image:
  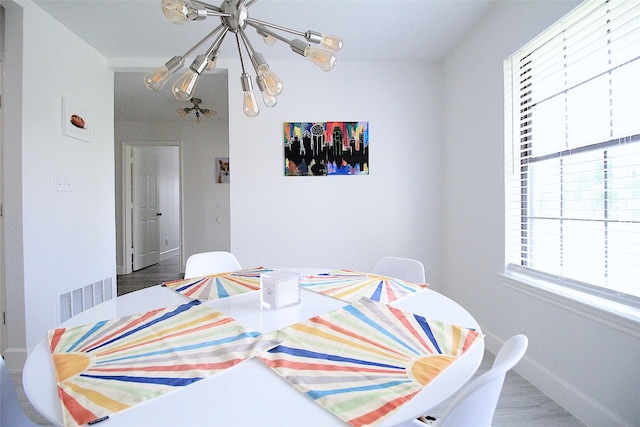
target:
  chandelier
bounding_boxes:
[144,0,343,117]
[177,97,216,122]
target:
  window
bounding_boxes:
[504,0,640,307]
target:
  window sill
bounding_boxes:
[499,271,640,338]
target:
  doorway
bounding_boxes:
[122,142,182,275]
[114,70,230,280]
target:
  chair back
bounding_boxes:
[370,256,426,283]
[434,334,529,427]
[1,357,40,426]
[184,251,242,279]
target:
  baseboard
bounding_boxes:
[483,330,632,427]
[117,249,179,274]
[160,248,179,261]
[3,347,28,372]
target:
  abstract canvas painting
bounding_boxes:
[284,122,369,176]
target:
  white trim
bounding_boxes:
[160,247,180,261]
[499,272,640,338]
[2,347,27,371]
[121,141,184,275]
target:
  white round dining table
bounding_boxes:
[23,268,484,427]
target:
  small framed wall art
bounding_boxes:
[62,97,92,142]
[216,157,230,183]
[284,121,369,176]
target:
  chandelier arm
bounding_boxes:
[205,10,232,18]
[245,18,305,38]
[235,32,248,74]
[238,28,260,72]
[204,27,229,60]
[246,22,294,46]
[181,24,225,59]
[244,0,258,8]
[192,0,223,13]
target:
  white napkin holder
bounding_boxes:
[261,270,301,310]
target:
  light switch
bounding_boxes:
[55,175,72,192]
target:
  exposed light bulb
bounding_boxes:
[241,73,259,117]
[206,56,217,71]
[257,64,283,97]
[262,32,277,46]
[256,76,277,107]
[144,65,173,91]
[261,91,277,108]
[243,91,260,116]
[172,69,200,101]
[306,46,337,71]
[177,108,189,117]
[144,56,184,91]
[305,31,343,53]
[319,34,343,52]
[161,0,201,24]
[172,55,206,101]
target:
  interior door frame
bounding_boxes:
[122,140,184,275]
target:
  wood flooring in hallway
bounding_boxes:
[116,254,183,296]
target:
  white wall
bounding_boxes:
[228,60,444,281]
[440,1,639,426]
[115,115,230,272]
[2,0,115,362]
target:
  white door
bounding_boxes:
[132,147,161,271]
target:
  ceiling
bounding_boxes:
[34,0,495,122]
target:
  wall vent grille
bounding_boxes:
[57,277,115,324]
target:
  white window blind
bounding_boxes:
[504,0,640,307]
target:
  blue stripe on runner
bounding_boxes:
[67,320,109,352]
[413,315,441,353]
[215,278,230,298]
[84,301,201,353]
[307,380,413,399]
[79,374,202,387]
[343,304,417,354]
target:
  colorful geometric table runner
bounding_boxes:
[162,267,273,301]
[301,269,428,304]
[48,300,281,427]
[259,298,482,427]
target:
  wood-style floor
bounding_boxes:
[14,256,585,426]
[116,254,183,296]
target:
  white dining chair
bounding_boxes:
[1,357,40,427]
[408,334,529,427]
[184,251,242,279]
[370,256,426,283]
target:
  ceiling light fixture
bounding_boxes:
[144,0,342,117]
[177,97,216,122]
